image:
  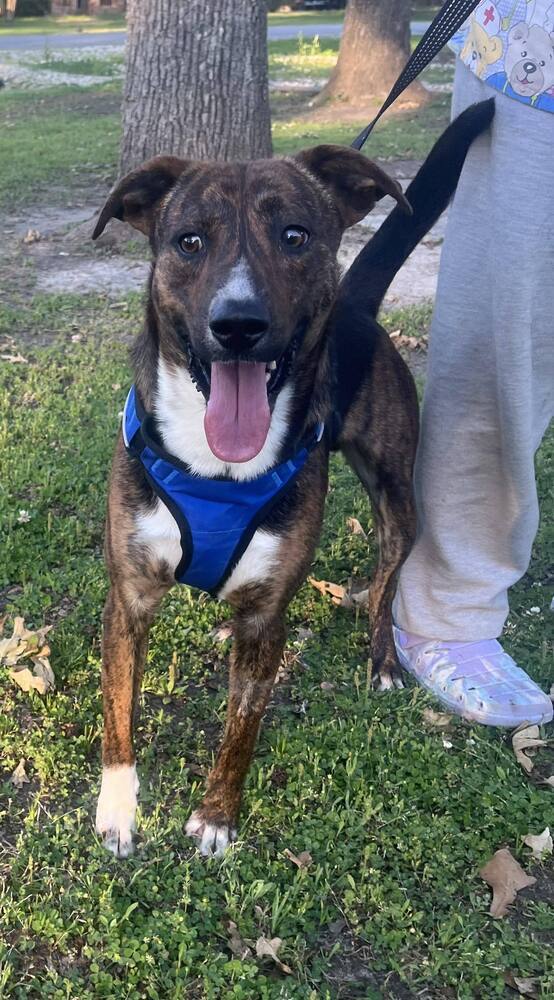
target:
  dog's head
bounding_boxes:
[93,147,409,462]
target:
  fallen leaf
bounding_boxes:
[32,658,55,690]
[320,681,335,692]
[422,707,453,729]
[511,724,547,774]
[480,848,536,918]
[522,827,552,860]
[389,331,428,352]
[503,971,539,997]
[211,621,234,643]
[295,627,314,643]
[442,738,453,750]
[283,848,312,869]
[542,775,554,789]
[227,920,252,960]
[11,759,30,789]
[9,666,48,695]
[340,580,369,610]
[255,935,292,974]
[23,228,41,244]
[346,516,367,539]
[308,577,345,604]
[0,618,55,695]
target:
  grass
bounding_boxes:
[0,85,120,208]
[20,52,124,77]
[0,13,126,35]
[0,78,451,209]
[0,293,552,998]
[273,94,451,159]
[269,36,339,80]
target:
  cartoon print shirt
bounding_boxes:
[449,0,554,112]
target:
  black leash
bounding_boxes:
[351,0,481,150]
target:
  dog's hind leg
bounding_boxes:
[186,606,287,856]
[339,331,418,689]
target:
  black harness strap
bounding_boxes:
[351,0,482,151]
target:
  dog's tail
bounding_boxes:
[341,98,495,316]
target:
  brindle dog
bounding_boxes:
[92,100,494,858]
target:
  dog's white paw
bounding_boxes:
[186,810,237,858]
[95,764,139,859]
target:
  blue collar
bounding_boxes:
[123,385,324,595]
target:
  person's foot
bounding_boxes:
[393,627,553,727]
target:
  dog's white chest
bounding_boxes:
[134,502,280,596]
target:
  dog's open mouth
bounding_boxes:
[185,336,299,464]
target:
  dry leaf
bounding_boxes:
[11,759,30,789]
[389,331,428,352]
[503,971,539,997]
[283,848,312,869]
[523,827,552,860]
[480,848,536,918]
[308,577,345,605]
[320,681,335,692]
[340,580,369,610]
[227,920,252,960]
[255,936,292,974]
[346,516,367,539]
[511,723,547,774]
[295,627,314,642]
[422,707,453,729]
[542,775,554,788]
[1,618,55,695]
[211,621,234,643]
[0,351,29,363]
[23,228,41,244]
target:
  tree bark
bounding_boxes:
[120,0,272,174]
[316,0,425,107]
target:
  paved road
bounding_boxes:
[0,20,431,52]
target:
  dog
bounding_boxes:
[91,99,495,859]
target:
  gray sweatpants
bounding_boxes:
[394,61,554,641]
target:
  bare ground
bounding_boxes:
[0,156,444,317]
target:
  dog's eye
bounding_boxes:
[521,50,527,57]
[539,59,545,66]
[179,233,203,255]
[281,226,310,250]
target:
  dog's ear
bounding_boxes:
[92,155,188,240]
[296,144,411,228]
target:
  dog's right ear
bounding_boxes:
[92,155,188,240]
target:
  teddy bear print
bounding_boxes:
[504,20,554,95]
[461,18,504,77]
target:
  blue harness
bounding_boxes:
[123,385,324,595]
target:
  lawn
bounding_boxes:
[0,15,551,995]
[0,294,552,998]
[0,78,451,209]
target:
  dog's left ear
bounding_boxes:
[296,144,412,228]
[92,155,188,240]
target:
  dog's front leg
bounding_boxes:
[95,584,152,858]
[186,610,287,857]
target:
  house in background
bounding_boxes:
[50,0,126,14]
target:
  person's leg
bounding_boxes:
[393,62,553,725]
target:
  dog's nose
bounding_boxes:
[209,298,270,353]
[523,61,536,74]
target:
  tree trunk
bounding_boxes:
[120,0,272,174]
[316,0,425,107]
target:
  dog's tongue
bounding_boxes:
[204,361,270,462]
